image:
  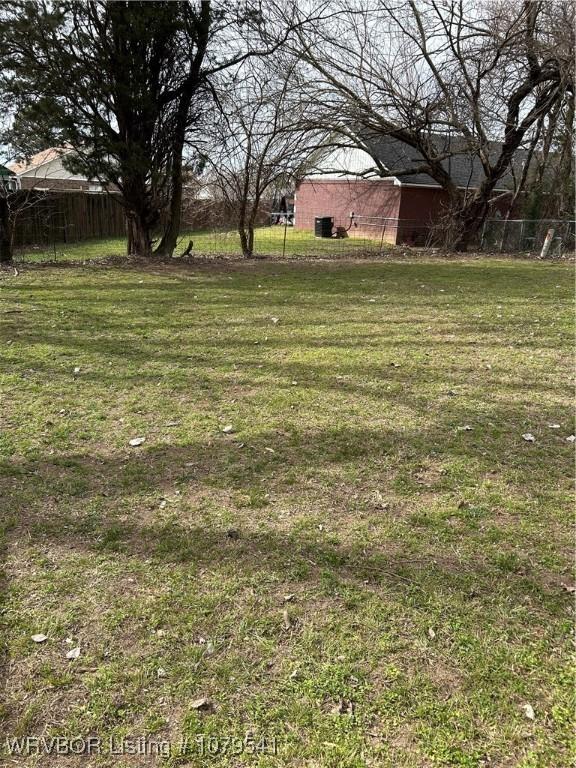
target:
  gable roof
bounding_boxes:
[362,133,523,190]
[8,147,71,176]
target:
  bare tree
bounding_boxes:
[0,167,23,263]
[0,1,320,258]
[290,0,574,251]
[0,193,12,263]
[521,90,575,220]
[0,180,74,263]
[201,58,327,257]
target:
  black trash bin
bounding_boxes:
[314,216,333,238]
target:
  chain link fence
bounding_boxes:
[7,208,575,263]
[480,219,575,257]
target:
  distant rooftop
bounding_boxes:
[362,133,523,190]
[8,147,70,175]
[310,132,526,191]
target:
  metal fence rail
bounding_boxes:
[9,212,575,262]
[265,213,433,256]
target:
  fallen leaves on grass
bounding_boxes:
[66,647,81,660]
[31,634,47,643]
[521,703,535,720]
[372,490,389,510]
[330,698,355,716]
[190,698,214,713]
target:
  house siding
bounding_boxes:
[14,155,113,193]
[18,177,93,192]
[294,178,401,242]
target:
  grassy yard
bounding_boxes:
[0,256,573,767]
[14,226,384,263]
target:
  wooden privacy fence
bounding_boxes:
[11,190,272,248]
[12,191,126,246]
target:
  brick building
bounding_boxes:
[295,136,517,245]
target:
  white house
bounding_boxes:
[8,148,105,192]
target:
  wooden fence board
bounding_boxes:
[11,191,126,246]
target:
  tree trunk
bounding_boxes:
[155,2,212,256]
[243,196,261,258]
[155,142,184,257]
[246,208,258,257]
[238,196,253,257]
[0,198,13,263]
[155,4,211,257]
[126,212,153,257]
[239,226,252,258]
[450,199,490,252]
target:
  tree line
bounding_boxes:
[0,0,573,261]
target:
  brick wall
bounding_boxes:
[397,186,449,244]
[296,178,516,247]
[294,178,401,242]
[397,185,514,245]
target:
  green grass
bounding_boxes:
[0,256,573,767]
[14,225,384,262]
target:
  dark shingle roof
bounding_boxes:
[363,133,523,190]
